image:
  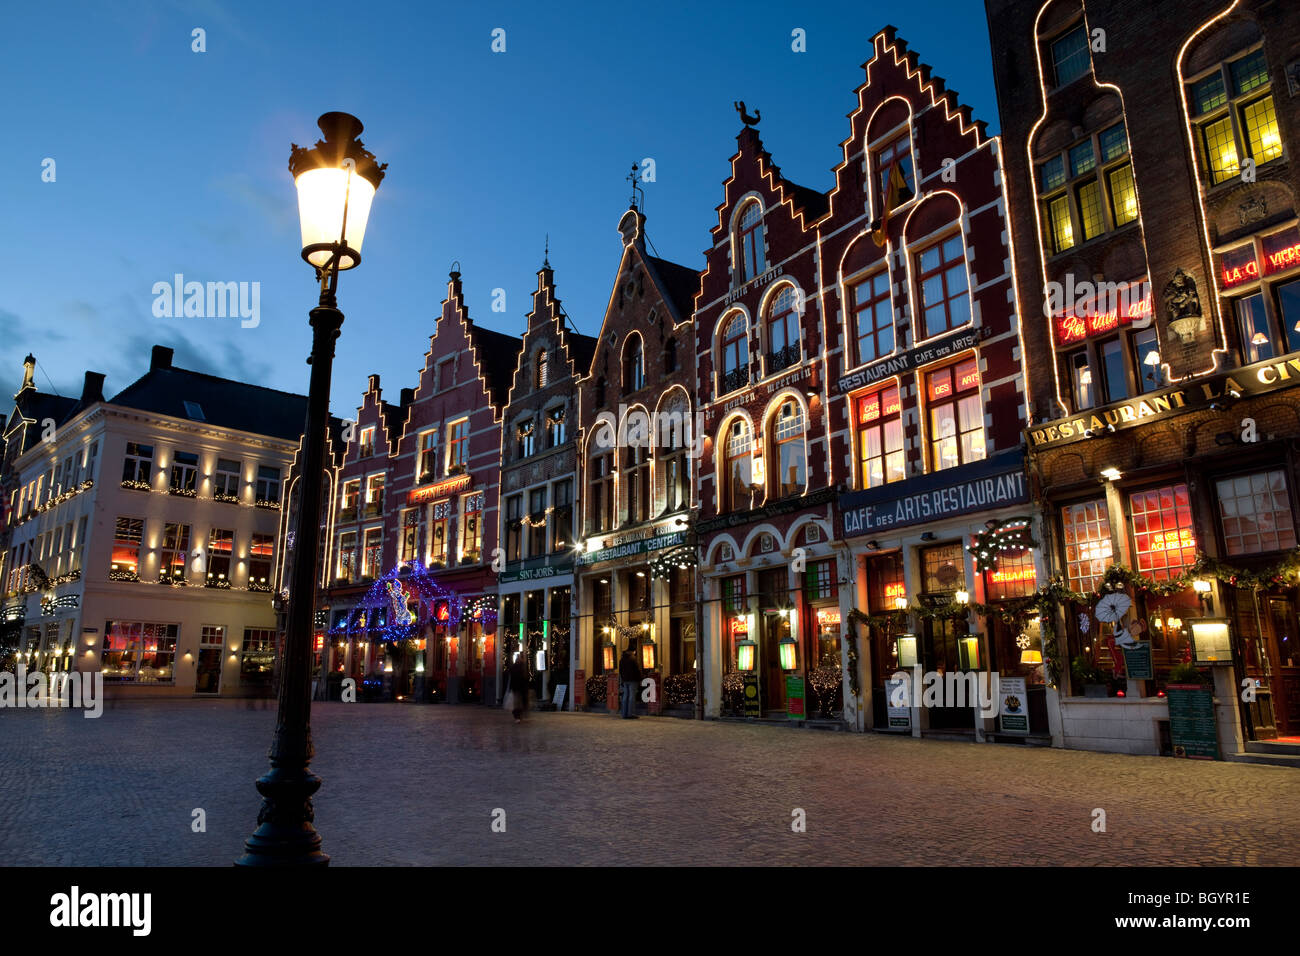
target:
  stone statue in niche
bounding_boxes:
[1162,268,1204,344]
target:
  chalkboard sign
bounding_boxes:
[1122,643,1153,680]
[743,674,761,718]
[1167,684,1219,760]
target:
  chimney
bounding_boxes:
[367,374,381,393]
[20,354,36,392]
[399,387,414,406]
[81,371,105,404]
[151,345,174,370]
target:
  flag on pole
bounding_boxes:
[871,160,912,247]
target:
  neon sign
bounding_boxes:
[1149,528,1195,551]
[409,474,470,504]
[884,582,906,601]
[816,609,841,627]
[1054,290,1153,345]
[989,567,1036,584]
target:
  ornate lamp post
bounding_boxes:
[237,112,386,867]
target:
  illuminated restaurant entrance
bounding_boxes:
[919,543,974,730]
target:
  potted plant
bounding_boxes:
[1167,661,1210,686]
[1071,655,1109,697]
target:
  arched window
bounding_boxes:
[719,313,749,394]
[623,336,644,393]
[588,427,616,534]
[766,286,801,374]
[624,443,651,525]
[722,419,754,513]
[534,350,549,389]
[735,201,766,283]
[657,396,692,514]
[770,400,807,499]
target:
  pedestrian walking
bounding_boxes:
[507,652,530,723]
[618,642,641,719]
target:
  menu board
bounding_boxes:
[1122,643,1153,680]
[743,674,761,718]
[885,675,912,731]
[998,676,1029,734]
[786,676,805,721]
[1167,684,1219,760]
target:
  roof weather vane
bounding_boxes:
[544,233,550,269]
[627,163,645,211]
[734,101,761,126]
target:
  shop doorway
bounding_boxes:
[762,610,789,713]
[921,616,975,729]
[195,626,224,694]
[1267,596,1299,736]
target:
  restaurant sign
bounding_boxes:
[499,558,575,584]
[1028,351,1300,450]
[836,325,988,395]
[697,485,836,535]
[838,449,1028,538]
[577,523,687,566]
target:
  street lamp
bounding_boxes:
[237,112,385,868]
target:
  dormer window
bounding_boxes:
[735,200,766,283]
[359,427,375,459]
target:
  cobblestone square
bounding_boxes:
[1,701,1296,866]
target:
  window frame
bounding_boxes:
[1187,47,1283,189]
[1036,121,1135,257]
[924,356,984,472]
[856,383,905,490]
[735,200,766,284]
[914,232,972,340]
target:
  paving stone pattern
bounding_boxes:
[1,701,1296,866]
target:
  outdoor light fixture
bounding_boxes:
[1100,467,1122,481]
[602,635,616,671]
[920,531,936,541]
[239,112,385,870]
[954,589,970,605]
[736,638,757,672]
[640,632,657,670]
[867,540,881,550]
[778,634,798,671]
[1193,578,1212,593]
[1020,649,1042,665]
[893,596,909,611]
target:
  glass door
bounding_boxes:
[1268,597,1299,737]
[195,625,224,694]
[922,616,974,729]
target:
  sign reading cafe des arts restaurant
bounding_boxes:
[839,449,1030,537]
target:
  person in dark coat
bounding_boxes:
[618,642,642,719]
[507,652,530,723]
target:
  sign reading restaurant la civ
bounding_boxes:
[1028,350,1300,450]
[836,325,989,395]
[839,449,1029,536]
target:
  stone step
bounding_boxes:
[1224,751,1300,768]
[1245,739,1300,756]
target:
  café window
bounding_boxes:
[1187,48,1282,187]
[240,628,277,688]
[207,528,233,587]
[400,509,420,563]
[920,543,966,595]
[1061,499,1113,592]
[1216,470,1297,556]
[1051,23,1090,87]
[249,533,274,590]
[111,516,144,578]
[159,522,190,584]
[101,621,178,684]
[983,549,1038,601]
[735,200,766,284]
[770,399,807,499]
[915,233,970,338]
[719,312,750,394]
[851,269,894,366]
[428,500,450,564]
[857,383,904,489]
[1128,484,1197,580]
[1069,349,1094,410]
[1132,327,1163,393]
[1037,121,1136,255]
[925,357,984,472]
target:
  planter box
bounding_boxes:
[1083,684,1109,698]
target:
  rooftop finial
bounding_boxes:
[734,101,761,127]
[544,234,550,270]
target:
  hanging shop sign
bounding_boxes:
[499,558,575,584]
[836,325,988,394]
[998,676,1029,734]
[839,449,1028,537]
[1167,685,1219,760]
[1028,351,1300,450]
[697,485,836,535]
[786,676,805,721]
[408,474,471,505]
[577,524,687,566]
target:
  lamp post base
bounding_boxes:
[235,765,330,866]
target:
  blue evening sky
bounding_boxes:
[3,0,999,415]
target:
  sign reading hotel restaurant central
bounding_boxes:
[1028,351,1300,450]
[835,325,989,395]
[838,449,1028,537]
[577,521,687,565]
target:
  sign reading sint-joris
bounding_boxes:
[1028,352,1300,450]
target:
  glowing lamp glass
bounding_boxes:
[1192,578,1212,594]
[640,638,656,670]
[736,639,757,672]
[778,635,798,671]
[602,640,616,671]
[294,167,376,270]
